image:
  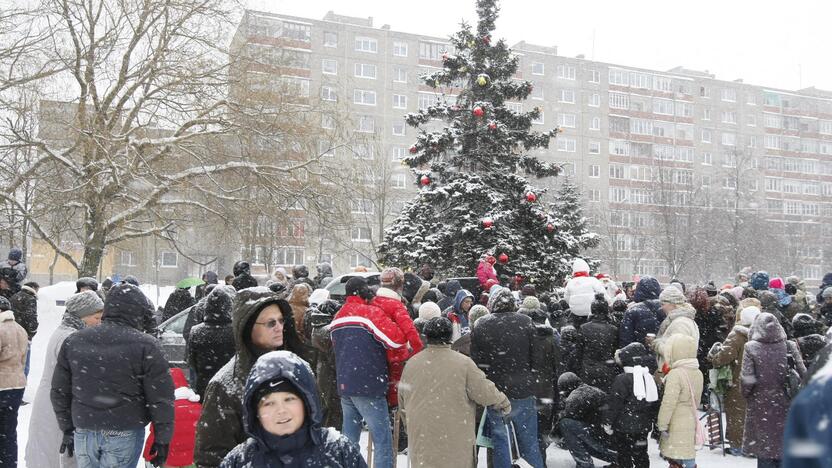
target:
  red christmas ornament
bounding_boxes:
[483,35,491,45]
[546,223,555,233]
[482,217,494,229]
[473,106,484,117]
[514,274,523,283]
[525,192,537,202]
[498,253,509,264]
[488,122,497,130]
[409,145,418,154]
[419,175,431,186]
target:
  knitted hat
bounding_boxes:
[469,305,489,328]
[423,317,453,345]
[0,296,9,311]
[659,286,687,305]
[491,288,516,313]
[75,276,99,293]
[769,277,785,290]
[823,287,832,300]
[740,306,761,326]
[345,276,372,301]
[521,296,541,311]
[253,378,304,406]
[590,293,610,317]
[65,291,104,318]
[418,302,441,320]
[7,248,21,263]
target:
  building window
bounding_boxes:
[609,140,629,156]
[675,102,693,117]
[355,36,378,53]
[609,92,629,109]
[819,120,832,134]
[557,138,576,152]
[321,114,335,129]
[356,115,375,133]
[354,63,377,79]
[392,121,406,136]
[530,86,543,100]
[531,62,545,75]
[701,129,711,143]
[702,152,712,165]
[589,70,601,83]
[589,93,600,107]
[559,89,575,103]
[352,143,373,159]
[323,31,337,47]
[120,251,136,267]
[320,86,337,102]
[653,98,673,115]
[353,89,377,106]
[391,146,407,161]
[721,111,737,124]
[393,41,408,57]
[393,67,407,83]
[558,113,576,128]
[702,109,711,120]
[609,164,625,179]
[589,189,601,202]
[418,93,440,110]
[700,86,710,98]
[589,165,600,178]
[391,173,407,189]
[721,132,736,146]
[350,252,373,269]
[392,94,407,109]
[721,88,737,102]
[351,227,372,242]
[418,41,449,60]
[746,93,757,105]
[557,64,576,80]
[282,22,311,42]
[532,112,544,125]
[273,247,304,266]
[701,175,711,186]
[589,141,601,154]
[351,199,375,214]
[161,251,178,268]
[322,59,337,75]
[590,117,601,131]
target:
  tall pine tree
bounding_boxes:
[378,0,598,289]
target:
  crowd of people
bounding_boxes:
[0,247,830,467]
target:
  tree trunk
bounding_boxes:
[48,248,59,285]
[79,228,107,278]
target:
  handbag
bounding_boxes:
[784,341,802,400]
[476,410,493,448]
[679,369,705,450]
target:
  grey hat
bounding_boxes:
[0,296,9,311]
[66,290,104,318]
[823,287,832,300]
[659,286,687,305]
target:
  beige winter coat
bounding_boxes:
[654,304,700,368]
[399,345,509,468]
[0,311,28,390]
[657,334,704,461]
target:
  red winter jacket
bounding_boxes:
[372,290,423,406]
[143,369,201,467]
[477,261,498,290]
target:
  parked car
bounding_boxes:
[445,277,482,298]
[324,272,380,302]
[157,309,188,367]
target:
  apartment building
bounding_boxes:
[231,9,832,283]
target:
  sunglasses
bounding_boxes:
[255,318,285,329]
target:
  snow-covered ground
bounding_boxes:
[18,282,755,467]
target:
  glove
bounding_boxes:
[148,442,169,467]
[602,424,613,435]
[495,399,512,416]
[59,431,74,457]
[707,342,722,359]
[660,430,670,441]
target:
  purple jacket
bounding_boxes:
[741,313,806,459]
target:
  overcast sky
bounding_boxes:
[246,0,830,92]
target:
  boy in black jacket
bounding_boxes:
[605,342,660,468]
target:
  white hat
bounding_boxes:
[740,306,761,326]
[418,302,441,320]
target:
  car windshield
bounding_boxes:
[162,310,189,334]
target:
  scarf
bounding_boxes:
[771,288,792,307]
[61,312,86,331]
[672,358,700,370]
[624,366,659,402]
[573,271,589,278]
[257,422,312,467]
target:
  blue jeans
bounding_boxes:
[675,460,697,468]
[341,395,393,468]
[23,343,30,377]
[74,428,144,468]
[0,389,23,466]
[558,417,617,468]
[487,397,545,468]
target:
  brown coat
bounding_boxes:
[708,325,749,448]
[399,345,509,468]
[0,311,28,390]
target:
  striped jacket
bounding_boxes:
[331,296,409,398]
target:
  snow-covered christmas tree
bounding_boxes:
[378,0,598,289]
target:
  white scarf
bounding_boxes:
[624,365,659,402]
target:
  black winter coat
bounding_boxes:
[604,344,660,434]
[471,310,535,400]
[219,351,366,468]
[164,288,195,322]
[10,285,37,340]
[579,317,619,393]
[183,300,208,343]
[560,383,608,432]
[619,300,664,348]
[559,315,589,376]
[796,334,827,368]
[187,287,235,397]
[50,283,174,442]
[530,323,559,402]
